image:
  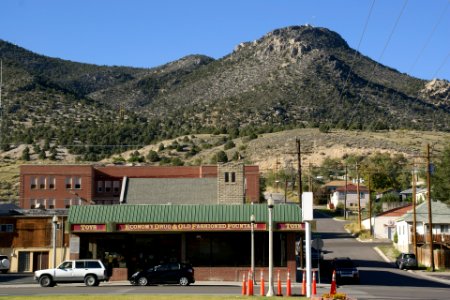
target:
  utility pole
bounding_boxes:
[426,144,435,272]
[412,164,417,257]
[344,164,348,219]
[356,163,361,229]
[296,138,302,205]
[368,175,372,236]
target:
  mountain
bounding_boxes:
[0,25,449,160]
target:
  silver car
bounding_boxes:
[395,253,418,270]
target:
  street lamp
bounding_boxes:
[52,215,58,268]
[266,196,274,297]
[250,214,255,285]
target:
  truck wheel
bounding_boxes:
[39,275,53,287]
[84,275,98,287]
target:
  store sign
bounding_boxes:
[71,224,106,232]
[277,223,305,231]
[117,223,267,232]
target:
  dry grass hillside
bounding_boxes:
[1,128,448,203]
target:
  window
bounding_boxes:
[30,177,37,189]
[48,177,55,189]
[39,177,46,189]
[48,198,55,209]
[64,198,71,208]
[225,172,229,183]
[0,224,14,232]
[30,199,36,209]
[97,181,103,193]
[74,177,81,189]
[65,177,72,189]
[105,181,111,192]
[442,225,449,233]
[75,261,85,268]
[86,261,101,268]
[113,181,120,193]
[231,172,236,183]
[37,199,45,208]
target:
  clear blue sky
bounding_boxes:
[1,0,449,81]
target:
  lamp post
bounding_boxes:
[266,196,274,297]
[52,215,58,268]
[250,214,256,285]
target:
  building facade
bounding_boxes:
[0,206,69,273]
[329,183,369,210]
[19,163,260,208]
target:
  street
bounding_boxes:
[314,210,450,299]
[0,209,449,299]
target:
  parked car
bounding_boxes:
[0,255,10,274]
[395,253,418,270]
[130,262,195,286]
[331,257,360,284]
[34,259,108,287]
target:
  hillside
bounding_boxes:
[2,128,448,203]
[0,25,449,163]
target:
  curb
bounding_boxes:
[373,246,393,263]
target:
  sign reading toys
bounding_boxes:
[71,224,106,232]
[116,223,268,232]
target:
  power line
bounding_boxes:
[338,0,376,106]
[347,0,409,126]
[432,51,450,79]
[408,0,449,75]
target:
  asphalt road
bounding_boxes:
[313,210,450,300]
[1,209,449,299]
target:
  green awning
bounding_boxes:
[68,204,302,224]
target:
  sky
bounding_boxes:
[1,0,449,81]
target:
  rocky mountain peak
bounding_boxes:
[233,25,349,61]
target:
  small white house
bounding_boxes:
[396,200,450,253]
[362,204,412,241]
[330,183,369,210]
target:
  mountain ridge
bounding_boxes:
[0,25,449,161]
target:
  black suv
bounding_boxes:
[331,257,359,284]
[130,262,195,286]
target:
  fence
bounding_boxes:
[417,247,450,269]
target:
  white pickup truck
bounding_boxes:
[34,259,108,287]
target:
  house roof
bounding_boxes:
[377,204,412,217]
[336,184,369,192]
[68,204,302,224]
[400,188,427,195]
[0,203,22,216]
[324,181,347,187]
[401,201,450,224]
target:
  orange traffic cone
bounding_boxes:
[260,270,265,296]
[247,270,254,296]
[277,270,282,296]
[330,270,337,295]
[286,269,292,297]
[242,273,247,295]
[301,270,306,295]
[312,270,317,296]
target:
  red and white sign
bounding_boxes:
[71,224,106,232]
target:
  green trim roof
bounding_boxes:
[68,204,302,224]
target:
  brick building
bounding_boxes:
[12,163,306,281]
[19,163,260,208]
